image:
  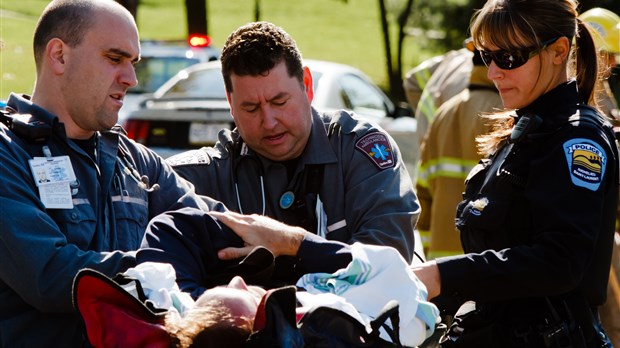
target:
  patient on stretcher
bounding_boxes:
[73,207,441,347]
[165,276,263,347]
[74,245,441,348]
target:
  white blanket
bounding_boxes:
[296,242,440,347]
[122,262,195,315]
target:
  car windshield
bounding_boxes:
[338,73,387,114]
[131,57,201,94]
[161,68,227,99]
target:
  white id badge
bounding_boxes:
[37,182,74,209]
[29,156,77,209]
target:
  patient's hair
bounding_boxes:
[165,297,253,348]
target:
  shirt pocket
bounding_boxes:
[49,200,96,250]
[112,185,149,251]
[456,196,512,252]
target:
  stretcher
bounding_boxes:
[73,269,445,347]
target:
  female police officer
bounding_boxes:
[413,0,619,347]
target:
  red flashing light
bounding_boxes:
[188,34,211,48]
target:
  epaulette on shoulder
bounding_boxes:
[568,106,606,128]
[0,109,52,143]
[166,149,215,167]
[567,106,618,151]
[0,108,11,127]
[325,109,378,137]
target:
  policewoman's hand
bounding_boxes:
[411,260,441,300]
[209,211,307,260]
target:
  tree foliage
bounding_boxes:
[408,0,619,51]
[379,0,619,101]
[374,0,483,102]
[116,0,620,102]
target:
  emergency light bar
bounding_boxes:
[188,34,211,48]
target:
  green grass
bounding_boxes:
[0,0,441,101]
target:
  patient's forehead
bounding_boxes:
[195,279,266,320]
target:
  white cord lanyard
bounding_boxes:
[233,142,266,215]
[234,175,266,215]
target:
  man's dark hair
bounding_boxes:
[33,0,97,69]
[220,21,304,93]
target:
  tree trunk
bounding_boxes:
[378,0,414,103]
[115,0,138,21]
[254,0,261,21]
[378,0,395,98]
[394,0,415,102]
[185,0,208,35]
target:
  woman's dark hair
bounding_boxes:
[470,0,601,155]
[220,21,304,93]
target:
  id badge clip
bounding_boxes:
[28,146,77,209]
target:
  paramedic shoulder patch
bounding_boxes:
[355,132,395,170]
[563,138,606,191]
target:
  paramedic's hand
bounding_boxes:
[210,211,306,260]
[411,260,441,299]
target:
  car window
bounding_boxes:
[162,68,227,99]
[132,57,200,94]
[338,74,387,118]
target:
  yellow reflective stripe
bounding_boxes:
[415,68,433,91]
[427,250,464,260]
[418,88,436,123]
[418,229,431,248]
[417,157,478,188]
[609,264,620,312]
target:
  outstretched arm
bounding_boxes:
[210,211,306,259]
[411,260,441,300]
[211,211,353,275]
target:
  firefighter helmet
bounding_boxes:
[579,8,620,54]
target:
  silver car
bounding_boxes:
[119,38,220,123]
[123,59,417,167]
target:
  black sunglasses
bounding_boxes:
[479,37,560,70]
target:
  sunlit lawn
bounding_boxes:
[0,0,441,101]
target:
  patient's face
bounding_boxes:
[196,276,266,323]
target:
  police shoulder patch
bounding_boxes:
[355,132,395,170]
[563,138,606,191]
